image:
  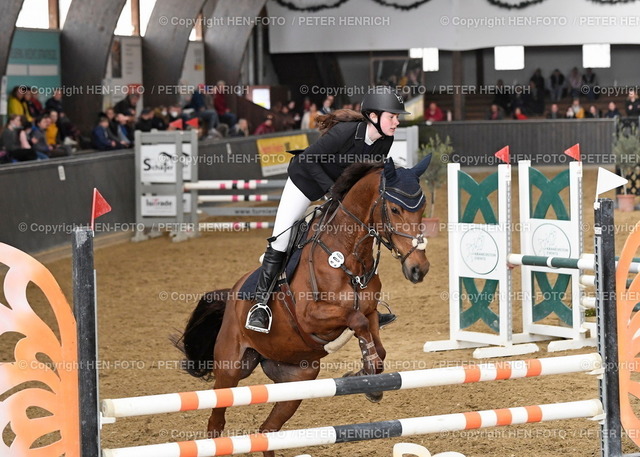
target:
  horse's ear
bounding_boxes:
[412,153,432,178]
[384,157,397,180]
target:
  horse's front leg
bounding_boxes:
[348,311,384,376]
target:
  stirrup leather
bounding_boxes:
[245,303,273,333]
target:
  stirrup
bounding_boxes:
[245,303,273,333]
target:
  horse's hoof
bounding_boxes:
[366,391,383,403]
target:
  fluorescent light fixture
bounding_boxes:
[422,47,439,72]
[583,44,611,68]
[494,46,525,70]
[409,48,423,58]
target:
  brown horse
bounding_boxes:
[176,157,431,457]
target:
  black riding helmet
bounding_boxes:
[361,87,410,137]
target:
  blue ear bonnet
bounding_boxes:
[382,155,432,212]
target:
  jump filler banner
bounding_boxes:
[256,134,309,177]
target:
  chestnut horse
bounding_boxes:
[177,157,431,457]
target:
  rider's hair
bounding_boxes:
[316,109,365,135]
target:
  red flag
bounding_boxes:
[494,146,510,164]
[169,118,183,130]
[186,117,199,128]
[564,143,581,161]
[91,188,112,231]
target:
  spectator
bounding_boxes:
[213,80,237,127]
[280,104,297,131]
[605,101,621,118]
[585,105,601,118]
[114,113,134,147]
[91,116,119,151]
[300,103,319,130]
[319,96,333,115]
[492,79,511,114]
[228,118,249,137]
[1,115,37,161]
[29,114,52,159]
[8,86,32,122]
[486,103,505,120]
[254,115,275,135]
[24,89,44,119]
[581,68,598,101]
[44,88,64,114]
[546,103,564,119]
[167,105,186,128]
[565,106,576,119]
[186,85,220,130]
[513,107,528,120]
[568,67,582,99]
[135,108,156,132]
[424,102,444,122]
[113,93,140,116]
[530,68,545,96]
[625,89,640,116]
[569,98,585,118]
[44,110,73,154]
[549,69,565,102]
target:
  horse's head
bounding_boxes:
[374,156,432,283]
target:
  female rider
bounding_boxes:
[246,87,410,333]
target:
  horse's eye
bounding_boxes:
[391,207,400,215]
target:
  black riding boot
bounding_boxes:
[245,246,286,333]
[378,311,397,328]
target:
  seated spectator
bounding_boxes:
[167,104,187,128]
[113,93,140,116]
[253,115,275,135]
[91,116,119,150]
[424,102,444,122]
[513,107,528,120]
[625,89,640,116]
[569,99,585,118]
[1,115,37,161]
[45,110,73,154]
[44,88,64,114]
[153,107,169,130]
[565,106,576,119]
[585,105,601,118]
[24,88,44,119]
[286,100,301,129]
[280,104,297,131]
[44,89,80,146]
[213,80,237,127]
[30,114,69,158]
[485,103,505,120]
[300,103,319,130]
[546,103,564,119]
[605,101,621,118]
[581,68,598,101]
[8,86,33,122]
[135,108,156,132]
[228,118,249,137]
[114,113,134,147]
[186,85,220,131]
[549,69,565,102]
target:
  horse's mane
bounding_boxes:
[330,162,383,201]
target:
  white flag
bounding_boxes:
[596,167,628,199]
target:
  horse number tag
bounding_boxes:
[328,251,345,268]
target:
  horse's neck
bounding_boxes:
[328,174,378,259]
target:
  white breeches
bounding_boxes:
[270,178,312,252]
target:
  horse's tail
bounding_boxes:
[173,288,230,380]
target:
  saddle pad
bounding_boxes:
[238,224,310,300]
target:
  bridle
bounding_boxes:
[302,170,427,302]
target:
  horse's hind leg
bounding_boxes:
[258,360,321,457]
[207,347,261,437]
